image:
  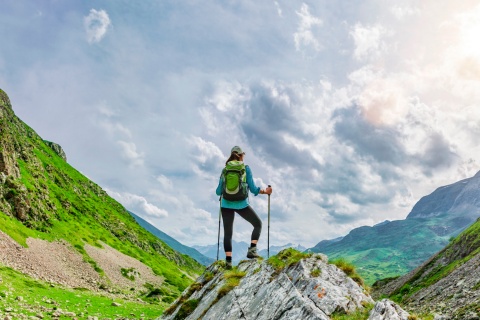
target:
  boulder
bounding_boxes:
[368,299,410,320]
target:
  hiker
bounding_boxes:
[216,146,273,269]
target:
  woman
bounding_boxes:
[216,146,273,269]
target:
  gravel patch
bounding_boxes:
[0,230,163,293]
[0,230,101,290]
[85,242,164,290]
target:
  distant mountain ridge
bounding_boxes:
[129,211,214,266]
[309,171,480,284]
[193,241,306,263]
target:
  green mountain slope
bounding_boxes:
[373,217,480,319]
[309,172,480,285]
[0,89,204,310]
[129,210,214,266]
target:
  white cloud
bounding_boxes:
[106,189,168,218]
[84,9,111,44]
[390,5,420,20]
[156,174,173,190]
[117,140,144,167]
[274,1,283,18]
[293,3,323,52]
[187,136,225,177]
[350,23,390,61]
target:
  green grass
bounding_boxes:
[330,303,373,320]
[0,266,164,319]
[266,248,312,272]
[330,258,367,289]
[310,267,321,277]
[217,268,246,298]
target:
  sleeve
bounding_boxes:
[246,165,261,196]
[216,172,223,196]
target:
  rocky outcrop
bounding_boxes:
[43,140,67,162]
[161,252,373,320]
[368,299,410,320]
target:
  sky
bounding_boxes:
[1,0,480,249]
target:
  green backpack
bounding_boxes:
[222,161,248,201]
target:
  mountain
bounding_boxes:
[193,240,306,263]
[193,240,250,263]
[0,88,204,317]
[309,172,480,285]
[129,210,214,266]
[373,217,480,319]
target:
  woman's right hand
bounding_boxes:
[265,186,272,195]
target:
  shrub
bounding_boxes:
[173,299,199,320]
[330,258,365,288]
[217,268,246,299]
[267,248,312,272]
[311,268,321,277]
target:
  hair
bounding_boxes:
[225,152,242,165]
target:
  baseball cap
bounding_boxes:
[231,146,245,155]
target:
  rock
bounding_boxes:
[4,307,13,312]
[15,296,23,301]
[161,253,373,320]
[64,312,76,317]
[43,140,67,162]
[111,302,121,307]
[368,299,410,320]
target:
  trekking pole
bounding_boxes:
[216,196,222,261]
[267,185,271,259]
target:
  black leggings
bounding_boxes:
[221,206,262,252]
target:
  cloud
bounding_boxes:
[334,106,407,165]
[84,9,111,44]
[156,174,173,190]
[390,5,420,20]
[117,140,144,167]
[187,136,225,177]
[274,1,283,18]
[350,23,390,61]
[106,189,168,218]
[293,3,323,52]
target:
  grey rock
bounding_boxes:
[161,253,373,320]
[368,299,410,320]
[112,302,121,307]
[43,140,67,162]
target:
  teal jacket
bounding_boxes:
[216,164,261,209]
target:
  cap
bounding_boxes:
[231,146,245,155]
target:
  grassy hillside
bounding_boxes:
[310,216,462,285]
[0,88,204,310]
[388,217,480,301]
[0,265,166,319]
[129,211,214,266]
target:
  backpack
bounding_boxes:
[221,161,248,201]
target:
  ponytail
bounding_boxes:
[225,152,242,165]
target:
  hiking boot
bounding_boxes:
[225,260,233,270]
[247,246,260,259]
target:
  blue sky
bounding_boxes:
[1,0,480,248]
